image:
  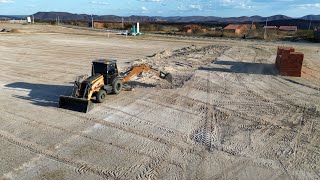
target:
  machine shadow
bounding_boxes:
[125,81,157,88]
[5,82,74,107]
[200,60,277,75]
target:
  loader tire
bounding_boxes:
[113,79,123,95]
[97,90,107,103]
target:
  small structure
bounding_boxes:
[224,24,256,34]
[263,26,278,29]
[276,47,304,77]
[181,25,206,34]
[0,19,9,23]
[27,17,32,23]
[9,20,27,24]
[210,27,222,31]
[315,28,320,42]
[129,22,142,36]
[90,22,106,29]
[279,26,297,31]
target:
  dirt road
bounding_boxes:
[0,24,319,179]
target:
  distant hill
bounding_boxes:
[33,12,160,22]
[0,15,26,20]
[268,15,292,21]
[32,12,320,23]
[263,19,320,29]
[300,15,320,21]
[2,12,319,29]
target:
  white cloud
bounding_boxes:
[189,4,202,11]
[137,0,166,6]
[138,0,163,2]
[294,3,320,9]
[0,0,14,3]
[89,1,109,6]
[178,4,202,12]
[219,0,253,9]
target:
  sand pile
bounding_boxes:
[10,29,21,33]
[125,71,172,88]
[130,71,161,83]
[151,50,173,59]
[126,45,230,88]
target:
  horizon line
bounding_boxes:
[0,12,320,19]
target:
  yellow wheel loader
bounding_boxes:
[59,59,172,113]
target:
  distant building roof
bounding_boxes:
[263,26,278,29]
[279,26,297,31]
[224,24,242,30]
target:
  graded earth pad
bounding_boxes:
[0,24,319,179]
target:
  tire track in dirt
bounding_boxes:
[192,71,224,153]
[209,46,319,163]
[131,146,173,179]
[56,108,201,155]
[95,90,196,148]
[186,46,318,173]
[2,109,160,159]
[0,130,120,179]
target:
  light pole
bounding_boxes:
[91,15,94,29]
[122,17,124,29]
[264,17,268,40]
[308,17,312,31]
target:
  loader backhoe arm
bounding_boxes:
[121,64,173,83]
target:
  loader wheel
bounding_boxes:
[97,90,107,103]
[113,79,123,94]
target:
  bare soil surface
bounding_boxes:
[0,23,320,179]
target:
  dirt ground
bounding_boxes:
[0,23,320,179]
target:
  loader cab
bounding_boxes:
[92,59,119,85]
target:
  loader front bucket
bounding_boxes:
[59,96,94,113]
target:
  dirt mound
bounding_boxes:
[125,71,172,88]
[127,45,230,88]
[151,50,173,59]
[10,29,21,33]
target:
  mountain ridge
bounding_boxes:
[1,12,320,23]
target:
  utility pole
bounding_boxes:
[264,17,268,40]
[122,17,124,29]
[91,15,94,29]
[248,21,254,37]
[308,17,312,31]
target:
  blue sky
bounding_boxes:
[0,0,319,17]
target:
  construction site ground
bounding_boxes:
[0,23,320,179]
